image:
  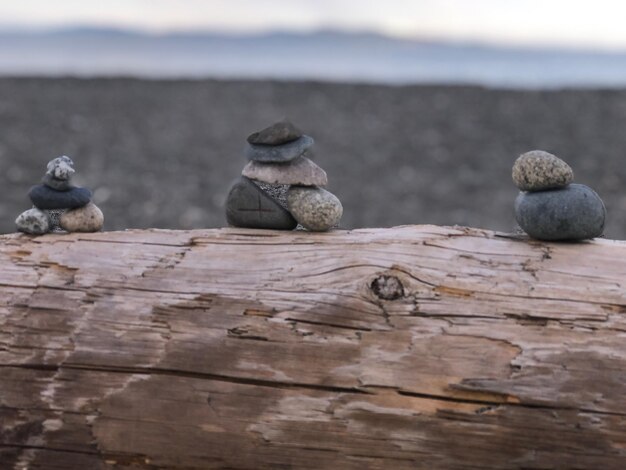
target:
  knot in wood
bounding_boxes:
[370,275,404,300]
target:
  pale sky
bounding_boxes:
[1,0,626,49]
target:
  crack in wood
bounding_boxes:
[0,363,371,395]
[397,389,626,417]
[283,317,372,332]
[0,443,99,456]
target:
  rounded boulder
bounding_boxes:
[287,186,342,232]
[515,184,606,241]
[60,203,104,232]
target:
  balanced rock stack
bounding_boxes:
[15,156,104,235]
[512,150,606,241]
[226,120,343,231]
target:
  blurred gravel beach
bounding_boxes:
[1,77,625,238]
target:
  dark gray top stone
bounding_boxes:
[245,135,314,163]
[247,120,302,145]
[515,184,606,241]
[29,184,92,210]
[225,176,297,230]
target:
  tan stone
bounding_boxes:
[287,186,342,231]
[512,150,573,191]
[60,202,104,232]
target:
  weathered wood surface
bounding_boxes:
[0,225,625,469]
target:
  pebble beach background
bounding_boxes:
[1,77,626,238]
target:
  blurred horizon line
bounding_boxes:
[4,25,626,88]
[2,23,626,55]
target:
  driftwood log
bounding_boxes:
[0,225,625,469]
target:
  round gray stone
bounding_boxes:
[247,120,302,145]
[287,186,343,232]
[28,184,92,210]
[42,173,74,191]
[515,184,606,241]
[242,156,327,186]
[245,135,314,163]
[225,177,297,230]
[512,150,574,191]
[15,208,50,235]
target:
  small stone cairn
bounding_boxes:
[15,156,104,235]
[225,120,343,231]
[512,150,605,241]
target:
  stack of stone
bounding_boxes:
[513,150,606,241]
[226,120,342,231]
[15,156,104,235]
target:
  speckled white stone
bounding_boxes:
[15,208,50,235]
[46,155,75,180]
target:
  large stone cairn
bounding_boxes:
[512,150,606,241]
[15,156,104,235]
[225,120,343,231]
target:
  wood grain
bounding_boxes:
[0,225,624,469]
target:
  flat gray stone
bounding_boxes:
[242,156,327,186]
[15,208,50,235]
[515,184,606,241]
[512,150,573,191]
[245,135,314,163]
[287,186,343,232]
[28,184,92,210]
[247,120,302,145]
[225,177,297,230]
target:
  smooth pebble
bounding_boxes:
[60,202,104,232]
[247,120,302,145]
[245,135,314,163]
[225,177,297,230]
[515,184,605,241]
[287,186,342,231]
[512,150,573,191]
